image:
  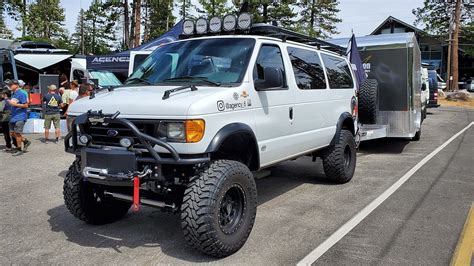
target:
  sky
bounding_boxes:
[5,0,425,39]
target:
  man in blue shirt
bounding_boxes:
[7,80,31,156]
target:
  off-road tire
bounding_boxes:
[358,79,379,124]
[322,130,357,183]
[181,160,257,258]
[63,159,131,225]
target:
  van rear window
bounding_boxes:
[321,54,354,89]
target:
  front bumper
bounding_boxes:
[64,110,210,185]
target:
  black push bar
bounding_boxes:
[65,110,181,163]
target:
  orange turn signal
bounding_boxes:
[185,119,205,143]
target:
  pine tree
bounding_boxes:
[298,0,342,38]
[0,1,13,39]
[25,0,65,39]
[144,0,175,41]
[73,0,119,54]
[412,0,472,37]
[176,0,195,20]
[267,2,297,29]
[3,0,26,37]
[197,0,232,18]
[231,1,297,28]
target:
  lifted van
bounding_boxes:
[64,16,358,258]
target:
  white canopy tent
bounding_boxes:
[14,54,73,71]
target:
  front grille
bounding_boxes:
[82,120,159,148]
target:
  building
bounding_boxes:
[370,16,473,80]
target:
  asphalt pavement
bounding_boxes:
[0,106,473,265]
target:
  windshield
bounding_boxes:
[125,38,256,86]
[90,71,122,87]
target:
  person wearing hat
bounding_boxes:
[17,80,30,104]
[6,79,31,156]
[42,84,63,143]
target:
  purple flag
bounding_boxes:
[346,34,366,87]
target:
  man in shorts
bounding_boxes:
[42,84,62,143]
[7,79,31,156]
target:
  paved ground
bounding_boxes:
[0,106,473,265]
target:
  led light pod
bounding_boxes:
[182,20,195,35]
[195,18,208,34]
[237,12,252,30]
[209,16,222,33]
[223,14,237,31]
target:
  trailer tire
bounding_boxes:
[412,128,421,141]
[322,129,357,184]
[358,79,379,124]
[181,160,257,258]
[63,159,131,225]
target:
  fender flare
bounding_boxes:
[330,112,355,146]
[205,123,258,153]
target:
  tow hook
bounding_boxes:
[133,176,140,212]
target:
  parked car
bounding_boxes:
[466,77,474,92]
[437,74,447,90]
[427,70,440,108]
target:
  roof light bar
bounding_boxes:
[209,17,222,33]
[237,12,252,30]
[182,20,195,35]
[223,14,237,31]
[195,18,208,34]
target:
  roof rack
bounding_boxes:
[249,24,346,54]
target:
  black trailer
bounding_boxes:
[329,33,423,141]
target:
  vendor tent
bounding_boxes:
[15,53,73,71]
[86,20,183,73]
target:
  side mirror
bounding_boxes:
[255,67,284,91]
[421,83,427,91]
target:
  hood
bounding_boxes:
[67,85,224,118]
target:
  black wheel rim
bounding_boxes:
[219,184,245,235]
[344,145,352,170]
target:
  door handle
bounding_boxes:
[289,107,293,120]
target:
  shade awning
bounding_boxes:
[14,54,73,70]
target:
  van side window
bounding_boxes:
[253,44,286,88]
[287,47,326,90]
[321,54,354,89]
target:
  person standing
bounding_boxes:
[63,80,79,131]
[0,90,13,151]
[42,84,62,143]
[7,80,31,156]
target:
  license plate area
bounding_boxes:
[81,148,137,177]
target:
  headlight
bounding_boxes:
[161,120,205,143]
[167,122,185,141]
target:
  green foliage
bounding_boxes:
[461,21,474,57]
[145,0,175,41]
[71,0,119,55]
[297,0,342,38]
[0,11,13,38]
[25,0,65,39]
[412,0,451,36]
[412,0,472,37]
[176,0,195,20]
[197,0,232,18]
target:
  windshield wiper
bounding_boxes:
[163,84,198,100]
[125,77,152,85]
[163,76,221,86]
